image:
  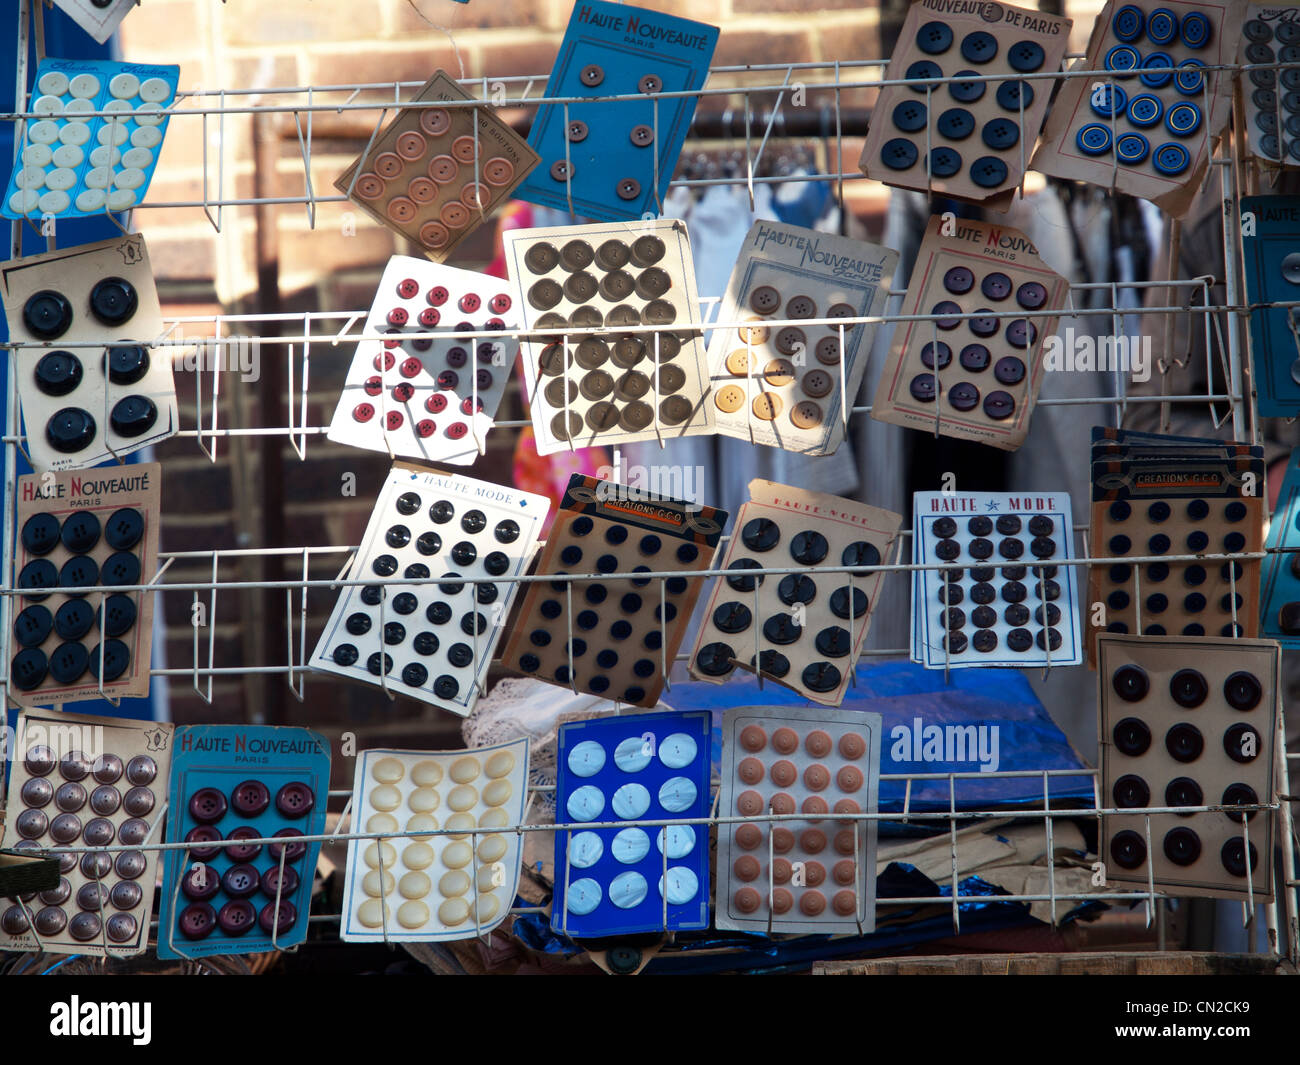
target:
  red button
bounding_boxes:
[182,862,221,901]
[269,828,307,864]
[485,317,506,330]
[489,294,511,314]
[188,787,228,824]
[221,863,261,898]
[259,899,298,936]
[373,352,396,372]
[353,403,375,422]
[460,397,483,415]
[418,308,440,328]
[363,377,382,396]
[179,902,216,940]
[217,899,256,936]
[426,286,449,307]
[458,293,481,313]
[399,357,422,378]
[446,422,468,439]
[275,781,315,819]
[392,383,415,403]
[385,411,404,431]
[231,779,270,817]
[185,824,221,861]
[425,394,447,414]
[225,824,263,862]
[260,864,300,900]
[382,330,403,350]
[396,278,419,299]
[417,419,436,438]
[387,307,409,327]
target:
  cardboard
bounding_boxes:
[688,479,902,706]
[11,463,162,705]
[339,740,531,942]
[1030,0,1244,217]
[552,710,712,936]
[0,709,173,957]
[503,218,713,455]
[869,215,1068,450]
[310,462,551,717]
[860,0,1072,208]
[911,489,1082,669]
[515,0,718,222]
[325,255,520,465]
[1258,444,1300,643]
[1240,195,1300,417]
[50,0,137,46]
[706,221,899,456]
[1238,6,1300,166]
[157,725,331,958]
[1098,633,1277,899]
[3,58,179,221]
[335,71,539,262]
[715,704,881,934]
[501,474,727,708]
[0,234,177,470]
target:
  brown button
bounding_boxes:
[735,823,763,849]
[801,369,833,398]
[736,790,765,816]
[419,221,450,249]
[787,295,817,318]
[406,176,437,203]
[619,401,653,430]
[763,359,795,388]
[770,760,797,787]
[545,378,579,407]
[832,889,858,916]
[726,349,756,376]
[815,336,841,364]
[740,725,767,751]
[839,732,866,759]
[828,302,856,321]
[574,338,609,369]
[451,136,478,163]
[737,757,765,784]
[581,64,604,87]
[551,411,582,441]
[800,891,827,916]
[615,371,650,400]
[774,326,806,357]
[737,317,770,345]
[429,155,458,183]
[714,384,745,412]
[566,119,588,142]
[733,855,761,881]
[749,285,782,314]
[386,196,417,223]
[461,182,489,210]
[772,728,799,754]
[834,828,858,855]
[419,107,451,136]
[802,795,829,820]
[629,124,655,147]
[483,157,514,186]
[585,402,620,431]
[550,159,574,182]
[638,74,663,94]
[771,827,796,853]
[396,131,426,160]
[805,730,833,757]
[805,764,831,791]
[770,793,796,816]
[734,887,762,913]
[771,888,795,914]
[580,370,614,400]
[373,152,403,178]
[659,395,693,425]
[790,400,823,429]
[833,797,861,815]
[804,859,827,884]
[753,394,783,420]
[355,173,385,200]
[656,364,686,394]
[616,177,641,201]
[771,858,793,884]
[440,202,470,228]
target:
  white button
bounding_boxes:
[658,732,698,768]
[139,77,172,104]
[611,827,650,864]
[21,144,52,167]
[15,167,46,190]
[76,189,107,212]
[89,145,121,168]
[33,95,63,115]
[65,99,94,122]
[28,120,59,144]
[85,167,112,189]
[37,71,69,96]
[44,168,76,191]
[113,168,145,191]
[121,147,153,170]
[133,103,165,127]
[611,782,650,819]
[613,736,652,772]
[566,740,605,777]
[130,125,161,149]
[109,73,140,99]
[656,824,696,859]
[69,74,102,99]
[104,99,132,116]
[97,123,129,147]
[658,866,699,905]
[8,189,40,214]
[38,190,70,214]
[52,144,84,169]
[565,878,602,915]
[566,831,603,868]
[565,784,604,822]
[609,870,648,909]
[658,776,697,813]
[107,189,137,211]
[58,123,91,146]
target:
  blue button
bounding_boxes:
[1180,11,1211,49]
[1127,93,1163,127]
[1007,40,1045,72]
[1281,20,1300,44]
[1175,59,1205,94]
[1115,132,1150,164]
[1112,4,1145,41]
[1152,141,1190,175]
[1139,51,1174,88]
[906,59,944,91]
[1165,101,1201,136]
[893,100,929,132]
[1105,45,1141,78]
[881,138,919,170]
[970,156,1009,188]
[1077,123,1113,155]
[948,70,985,103]
[1255,110,1277,134]
[917,21,954,54]
[982,117,1020,150]
[937,107,975,139]
[960,30,998,64]
[1090,82,1127,118]
[928,147,963,177]
[996,79,1034,111]
[1147,8,1179,44]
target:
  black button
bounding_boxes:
[1111,664,1149,702]
[416,531,442,556]
[110,395,158,438]
[777,574,817,606]
[880,138,919,170]
[928,147,962,177]
[14,604,53,646]
[447,643,474,668]
[46,407,96,453]
[1007,40,1045,72]
[99,594,136,637]
[1224,722,1260,764]
[396,492,421,516]
[945,630,970,653]
[102,550,141,586]
[960,31,998,64]
[58,511,101,553]
[815,626,852,657]
[753,650,790,678]
[790,531,828,564]
[1221,839,1258,878]
[934,517,959,538]
[332,643,359,666]
[1222,783,1259,822]
[830,586,868,619]
[741,518,780,552]
[21,289,73,341]
[393,592,419,615]
[695,642,735,676]
[999,580,1025,603]
[103,508,143,551]
[948,70,985,103]
[89,277,139,326]
[1165,776,1203,811]
[802,661,841,693]
[1165,722,1204,762]
[982,118,1019,150]
[937,107,975,139]
[34,351,83,396]
[1223,671,1262,711]
[106,345,150,385]
[906,59,943,88]
[892,100,928,132]
[22,513,60,555]
[917,21,953,54]
[1110,829,1146,869]
[762,614,802,645]
[12,647,48,690]
[1113,773,1149,808]
[1163,827,1201,867]
[87,639,131,682]
[997,80,1033,111]
[401,663,428,687]
[59,555,99,596]
[18,558,58,600]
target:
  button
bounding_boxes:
[1126,94,1162,128]
[638,74,663,94]
[947,70,985,103]
[1007,40,1045,73]
[19,558,58,600]
[1146,7,1179,44]
[629,124,654,147]
[893,100,927,132]
[89,277,138,326]
[909,374,937,402]
[997,80,1033,111]
[1005,320,1036,349]
[880,138,919,170]
[1153,142,1190,175]
[948,381,979,411]
[906,59,943,88]
[1139,52,1174,89]
[616,177,641,201]
[1091,83,1127,119]
[937,107,975,139]
[110,395,158,437]
[982,118,1019,150]
[1112,4,1144,41]
[1115,132,1149,165]
[1105,45,1140,78]
[960,31,998,64]
[15,605,54,647]
[1165,102,1201,137]
[971,156,1009,187]
[22,513,60,555]
[1175,60,1206,95]
[928,147,962,177]
[1077,124,1112,155]
[23,290,73,339]
[276,781,315,818]
[916,21,953,54]
[34,351,83,396]
[1180,11,1211,49]
[231,779,271,817]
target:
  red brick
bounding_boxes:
[223,0,385,46]
[142,235,222,283]
[391,0,552,33]
[118,1,205,55]
[733,0,865,10]
[714,30,815,69]
[229,56,304,94]
[816,21,879,63]
[304,46,464,90]
[474,39,561,81]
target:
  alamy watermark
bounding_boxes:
[1042,328,1152,383]
[154,331,261,384]
[594,448,707,510]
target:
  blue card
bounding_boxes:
[1260,445,1300,644]
[516,1,718,221]
[1241,196,1300,417]
[157,725,330,959]
[553,710,711,936]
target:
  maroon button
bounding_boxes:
[179,902,216,940]
[92,753,124,783]
[49,812,82,844]
[399,357,422,379]
[110,881,142,910]
[54,781,87,812]
[387,307,409,326]
[20,777,53,807]
[984,390,1016,419]
[189,787,228,824]
[35,906,68,936]
[353,403,375,423]
[425,393,448,414]
[960,343,991,371]
[184,825,221,861]
[80,852,112,880]
[258,899,298,936]
[90,785,121,816]
[943,266,975,294]
[385,411,404,431]
[909,374,938,402]
[920,341,952,369]
[24,744,56,776]
[114,850,147,880]
[436,369,459,390]
[260,864,300,900]
[1,905,30,935]
[226,825,263,862]
[125,755,157,786]
[446,422,468,439]
[231,780,271,817]
[373,351,396,372]
[458,293,481,313]
[275,782,315,819]
[182,862,221,901]
[218,898,257,936]
[15,809,48,839]
[418,307,440,328]
[222,863,261,898]
[39,877,72,907]
[948,381,980,411]
[106,913,137,943]
[59,750,91,781]
[123,786,155,817]
[69,912,101,942]
[269,828,307,864]
[417,419,436,437]
[118,818,150,846]
[392,382,415,403]
[383,330,403,349]
[58,853,76,875]
[476,369,493,390]
[76,882,109,911]
[460,397,484,415]
[426,286,449,306]
[395,278,419,300]
[1016,281,1049,309]
[1005,319,1037,349]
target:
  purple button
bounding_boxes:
[1005,319,1037,349]
[92,753,123,784]
[269,828,307,864]
[24,745,56,776]
[59,750,91,781]
[182,862,221,901]
[994,356,1027,385]
[920,341,952,369]
[57,852,76,875]
[189,787,228,824]
[981,272,1013,300]
[122,786,155,817]
[76,882,109,911]
[83,817,116,847]
[80,852,112,880]
[258,900,298,936]
[110,881,142,911]
[49,813,82,844]
[1016,282,1048,309]
[222,863,261,898]
[226,825,263,862]
[943,266,975,294]
[106,913,138,944]
[117,817,150,847]
[931,300,963,329]
[185,824,222,861]
[39,877,72,907]
[260,864,300,900]
[959,343,991,371]
[90,785,121,816]
[125,755,157,787]
[909,374,938,402]
[231,780,271,818]
[984,391,1017,420]
[20,777,53,808]
[35,905,68,936]
[54,781,87,812]
[275,781,316,819]
[16,809,48,839]
[218,899,257,936]
[948,382,980,411]
[1,905,29,935]
[69,912,102,942]
[179,902,216,940]
[968,311,999,337]
[114,850,147,880]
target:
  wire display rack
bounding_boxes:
[2,0,1297,968]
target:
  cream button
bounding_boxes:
[405,813,439,840]
[566,878,602,914]
[371,757,404,784]
[478,807,508,829]
[475,866,498,892]
[37,71,69,96]
[133,103,165,127]
[614,736,652,772]
[567,831,603,868]
[69,74,102,99]
[609,870,648,909]
[33,95,64,116]
[485,750,515,778]
[402,841,435,869]
[21,144,52,166]
[366,812,399,833]
[437,897,469,926]
[566,784,604,822]
[472,893,500,923]
[445,812,475,839]
[611,827,650,863]
[567,740,606,777]
[411,760,443,787]
[65,99,95,122]
[450,756,480,784]
[658,733,698,768]
[52,145,83,169]
[58,122,91,146]
[658,776,697,813]
[407,787,439,813]
[8,189,39,214]
[109,73,141,100]
[91,145,121,168]
[75,189,107,212]
[482,778,512,807]
[438,869,470,897]
[397,900,428,928]
[107,189,137,210]
[29,120,60,144]
[139,77,172,103]
[447,785,477,812]
[363,841,397,868]
[369,784,402,812]
[104,98,132,116]
[612,782,651,819]
[362,868,396,897]
[97,122,129,146]
[399,871,431,899]
[85,167,112,189]
[441,841,472,869]
[476,834,507,864]
[357,898,392,927]
[38,190,69,214]
[16,167,46,189]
